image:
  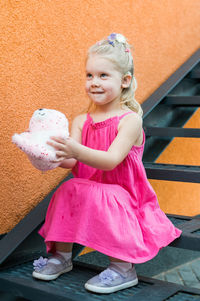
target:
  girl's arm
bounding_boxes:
[50,113,143,171]
[58,158,77,169]
[51,114,86,169]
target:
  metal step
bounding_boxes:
[0,214,200,301]
[144,163,200,183]
[0,260,200,301]
[145,127,200,138]
[188,64,200,79]
[163,96,200,106]
[142,49,200,117]
[168,215,200,251]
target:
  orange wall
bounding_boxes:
[1,0,200,234]
[150,108,200,216]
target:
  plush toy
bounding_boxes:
[12,108,69,171]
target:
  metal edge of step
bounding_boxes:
[144,127,200,138]
[143,162,200,183]
[0,262,200,301]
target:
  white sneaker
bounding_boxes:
[32,253,73,281]
[85,266,138,294]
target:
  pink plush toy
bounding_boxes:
[12,108,69,171]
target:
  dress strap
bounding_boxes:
[118,111,135,120]
[87,113,92,120]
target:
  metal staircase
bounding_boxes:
[0,48,199,301]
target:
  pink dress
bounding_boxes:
[39,112,182,263]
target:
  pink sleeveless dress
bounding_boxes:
[39,112,181,263]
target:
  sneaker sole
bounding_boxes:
[32,265,73,281]
[85,278,138,294]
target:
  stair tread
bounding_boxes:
[0,261,149,301]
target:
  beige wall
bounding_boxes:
[1,0,200,234]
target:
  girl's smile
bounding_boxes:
[85,55,124,107]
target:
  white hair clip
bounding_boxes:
[115,33,126,43]
[107,33,127,46]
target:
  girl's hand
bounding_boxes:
[47,136,79,163]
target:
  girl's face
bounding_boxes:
[85,54,123,108]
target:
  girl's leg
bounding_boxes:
[84,255,138,294]
[109,256,127,262]
[53,242,73,262]
[108,256,134,275]
[32,242,73,281]
[55,242,73,253]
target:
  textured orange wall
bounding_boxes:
[1,0,200,234]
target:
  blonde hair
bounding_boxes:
[86,33,143,116]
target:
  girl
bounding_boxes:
[32,33,182,294]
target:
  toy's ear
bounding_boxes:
[121,72,132,89]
